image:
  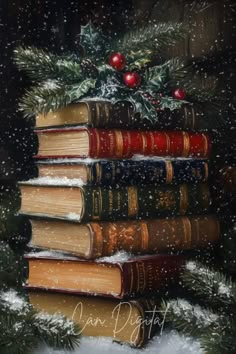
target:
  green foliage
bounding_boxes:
[161,260,236,354]
[0,289,81,354]
[20,79,96,116]
[15,20,228,126]
[110,22,185,55]
[80,22,107,60]
[15,46,83,84]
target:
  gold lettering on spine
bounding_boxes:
[129,264,134,294]
[140,222,149,251]
[128,186,138,217]
[164,133,170,154]
[141,132,147,154]
[182,217,192,246]
[179,184,188,215]
[149,132,155,154]
[202,134,208,157]
[114,130,124,158]
[92,188,102,220]
[94,129,100,157]
[204,162,209,182]
[90,223,103,257]
[182,132,190,157]
[136,262,146,293]
[165,160,174,184]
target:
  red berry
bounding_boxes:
[108,52,126,71]
[173,88,186,100]
[123,72,141,88]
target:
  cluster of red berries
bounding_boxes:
[108,52,141,88]
[108,52,186,100]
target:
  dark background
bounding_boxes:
[0,0,235,180]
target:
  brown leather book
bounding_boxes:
[27,215,220,259]
[29,291,162,347]
[35,100,206,131]
[25,253,184,299]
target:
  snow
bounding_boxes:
[21,176,84,187]
[26,250,79,260]
[168,299,218,327]
[0,289,28,313]
[34,330,203,354]
[96,251,132,264]
[218,282,232,298]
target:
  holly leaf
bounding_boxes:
[69,79,97,100]
[143,65,169,91]
[129,93,158,123]
[80,22,107,60]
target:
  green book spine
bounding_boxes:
[82,183,210,221]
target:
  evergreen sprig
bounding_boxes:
[0,289,81,354]
[161,260,236,354]
[15,46,83,84]
[111,22,185,55]
[182,261,236,313]
[20,79,96,116]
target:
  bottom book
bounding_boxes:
[29,290,163,347]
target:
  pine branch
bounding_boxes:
[0,289,81,353]
[182,261,236,314]
[201,319,236,354]
[33,312,81,350]
[161,298,220,338]
[110,22,186,55]
[20,79,96,116]
[161,298,235,354]
[14,46,83,84]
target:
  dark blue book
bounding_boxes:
[35,158,209,186]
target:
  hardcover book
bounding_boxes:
[34,127,211,159]
[19,182,211,221]
[29,291,161,347]
[25,252,184,299]
[27,215,220,259]
[35,158,209,186]
[35,100,207,131]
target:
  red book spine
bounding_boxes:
[88,129,210,158]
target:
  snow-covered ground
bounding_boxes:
[34,331,203,354]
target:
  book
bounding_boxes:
[36,158,209,186]
[19,182,211,221]
[25,253,184,298]
[34,127,211,159]
[27,215,220,259]
[35,100,207,131]
[29,290,161,347]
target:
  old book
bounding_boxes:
[25,253,184,298]
[36,158,209,186]
[34,128,210,159]
[27,215,220,259]
[29,291,161,347]
[35,100,207,131]
[19,182,211,221]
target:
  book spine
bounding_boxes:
[88,215,220,258]
[87,101,204,131]
[81,183,211,222]
[131,298,163,347]
[88,129,210,159]
[89,159,208,186]
[121,255,184,297]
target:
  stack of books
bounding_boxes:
[19,101,220,347]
